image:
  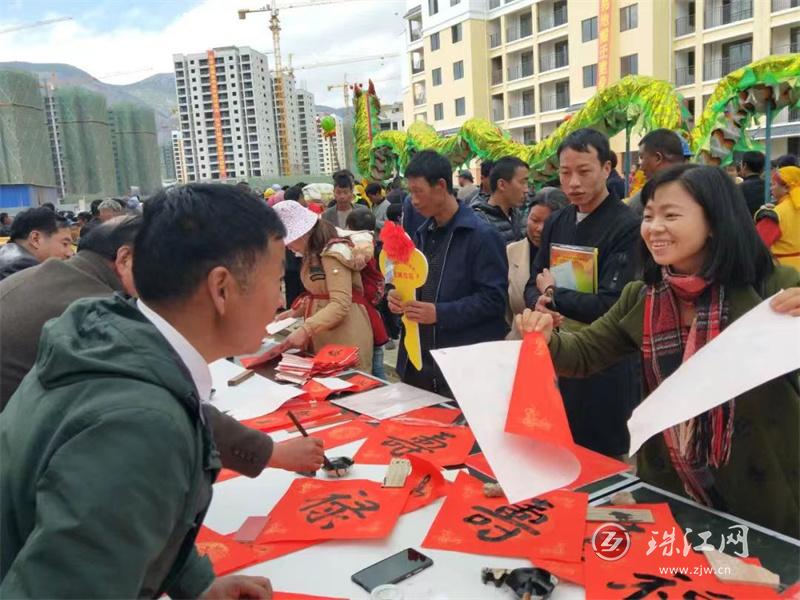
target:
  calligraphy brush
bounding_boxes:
[287,410,335,471]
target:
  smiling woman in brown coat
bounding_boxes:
[520,165,800,537]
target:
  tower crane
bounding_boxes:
[237,0,379,176]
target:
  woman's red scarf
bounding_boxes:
[641,268,733,507]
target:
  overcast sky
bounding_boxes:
[0,0,408,107]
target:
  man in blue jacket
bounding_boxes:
[389,150,508,396]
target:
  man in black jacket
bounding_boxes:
[473,156,529,245]
[737,151,766,216]
[0,208,73,280]
[524,128,640,457]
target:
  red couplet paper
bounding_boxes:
[584,503,779,599]
[422,471,587,563]
[274,593,347,600]
[341,372,384,393]
[401,454,449,514]
[258,479,409,542]
[397,406,463,424]
[505,333,573,447]
[307,418,375,450]
[567,445,631,490]
[464,452,495,478]
[313,345,359,369]
[354,421,475,468]
[240,403,341,433]
[196,526,262,576]
[215,468,241,484]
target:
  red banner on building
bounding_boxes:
[597,0,613,88]
[207,50,227,179]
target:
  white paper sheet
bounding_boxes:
[628,295,800,454]
[331,382,444,420]
[312,376,355,391]
[432,341,580,504]
[267,317,299,335]
[207,359,303,420]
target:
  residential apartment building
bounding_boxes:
[171,130,188,183]
[403,0,799,157]
[317,114,347,175]
[295,87,322,175]
[270,72,304,176]
[380,102,407,131]
[173,46,279,182]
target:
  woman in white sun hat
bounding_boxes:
[273,201,374,371]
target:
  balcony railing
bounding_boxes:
[540,92,569,112]
[789,107,800,121]
[413,92,426,106]
[675,13,695,36]
[491,68,503,85]
[539,51,569,72]
[703,56,750,80]
[704,0,752,28]
[506,22,533,43]
[772,0,800,11]
[772,42,800,54]
[489,32,501,48]
[411,59,425,75]
[492,107,505,121]
[507,62,534,81]
[675,65,695,86]
[538,6,568,31]
[508,99,535,118]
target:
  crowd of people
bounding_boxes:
[0,127,798,597]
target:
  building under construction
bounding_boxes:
[0,68,163,206]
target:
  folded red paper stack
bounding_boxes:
[275,345,360,384]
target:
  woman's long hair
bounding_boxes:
[304,219,339,266]
[639,164,774,287]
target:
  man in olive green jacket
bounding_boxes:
[0,185,299,598]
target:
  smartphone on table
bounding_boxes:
[351,547,434,593]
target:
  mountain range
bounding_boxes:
[1,61,349,145]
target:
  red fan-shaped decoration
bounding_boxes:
[380,221,415,264]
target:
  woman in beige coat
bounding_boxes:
[273,201,374,372]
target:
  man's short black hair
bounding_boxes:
[76,211,92,223]
[772,154,799,168]
[284,185,302,201]
[458,170,474,182]
[90,199,104,216]
[333,173,354,190]
[481,160,495,178]
[490,156,529,193]
[609,152,618,170]
[9,207,69,242]
[365,182,383,196]
[740,151,765,174]
[0,212,9,225]
[78,215,142,261]
[557,128,612,164]
[405,150,454,195]
[133,184,286,303]
[345,207,376,231]
[41,202,56,212]
[639,129,684,162]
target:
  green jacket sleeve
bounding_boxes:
[549,281,643,378]
[166,547,215,599]
[0,406,214,598]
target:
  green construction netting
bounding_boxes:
[55,87,118,197]
[108,103,162,196]
[0,70,56,186]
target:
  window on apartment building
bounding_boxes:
[431,31,440,51]
[434,103,444,120]
[620,4,638,31]
[451,0,461,4]
[621,53,638,76]
[432,67,442,85]
[582,16,598,42]
[455,97,466,116]
[453,60,464,80]
[429,0,438,15]
[583,64,598,87]
[452,23,463,43]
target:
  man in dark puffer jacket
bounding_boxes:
[472,156,529,245]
